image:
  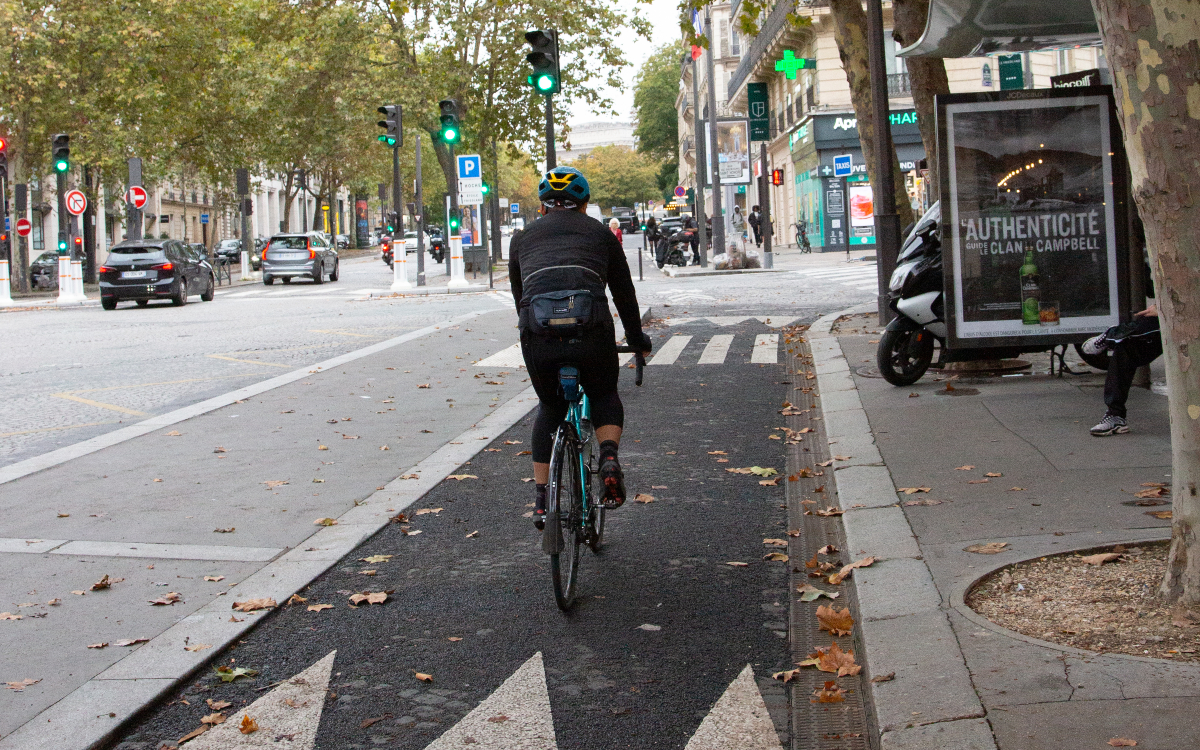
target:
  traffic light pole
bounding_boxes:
[415,135,425,286]
[690,55,708,264]
[392,145,402,242]
[704,5,721,266]
[128,158,143,240]
[544,97,556,170]
[56,171,67,258]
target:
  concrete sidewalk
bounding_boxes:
[808,309,1198,749]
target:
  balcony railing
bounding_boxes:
[727,0,795,99]
[887,72,911,96]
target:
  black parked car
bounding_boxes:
[98,239,216,309]
[30,252,60,290]
[612,207,638,233]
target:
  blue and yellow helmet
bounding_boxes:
[538,166,590,203]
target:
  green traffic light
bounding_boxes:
[58,240,67,251]
[441,127,458,144]
[54,159,69,173]
[377,135,396,146]
[536,74,555,92]
[481,183,489,195]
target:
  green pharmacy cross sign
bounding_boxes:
[775,51,815,80]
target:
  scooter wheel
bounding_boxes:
[877,319,935,386]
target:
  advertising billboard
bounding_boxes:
[937,88,1129,348]
[705,119,751,184]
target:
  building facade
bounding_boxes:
[680,0,1109,252]
[560,121,636,163]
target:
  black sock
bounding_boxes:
[535,483,547,512]
[599,440,619,462]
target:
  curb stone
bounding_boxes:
[807,304,996,749]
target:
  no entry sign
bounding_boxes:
[125,185,148,209]
[65,189,88,216]
[15,218,31,237]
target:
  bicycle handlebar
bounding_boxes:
[615,346,647,387]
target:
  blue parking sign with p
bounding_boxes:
[833,154,852,177]
[457,155,481,179]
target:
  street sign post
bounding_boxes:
[15,218,31,237]
[200,213,209,224]
[510,203,519,214]
[65,189,88,216]
[747,82,770,140]
[456,154,483,206]
[834,154,853,177]
[674,186,686,198]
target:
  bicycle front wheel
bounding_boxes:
[544,425,583,611]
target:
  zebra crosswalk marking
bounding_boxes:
[750,334,779,364]
[697,335,734,364]
[649,335,692,366]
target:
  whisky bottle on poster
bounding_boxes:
[1020,250,1040,325]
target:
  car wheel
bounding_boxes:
[201,273,215,301]
[329,260,339,281]
[282,276,291,284]
[264,275,274,286]
[101,297,117,310]
[136,300,149,307]
[312,261,324,284]
[171,279,188,306]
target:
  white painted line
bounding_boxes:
[48,540,283,562]
[697,334,734,364]
[0,308,500,486]
[704,316,750,326]
[475,342,524,368]
[649,335,692,365]
[0,538,68,554]
[185,651,335,750]
[753,316,798,327]
[750,334,779,364]
[221,289,264,297]
[425,652,556,750]
[851,284,879,290]
[793,268,876,279]
[684,665,784,750]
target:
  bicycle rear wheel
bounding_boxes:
[581,429,604,553]
[544,425,583,610]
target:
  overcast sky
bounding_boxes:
[567,0,684,126]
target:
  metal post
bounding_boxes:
[544,97,556,169]
[56,170,67,258]
[82,166,95,282]
[704,6,722,265]
[0,174,7,264]
[299,169,308,231]
[691,55,707,265]
[415,135,425,286]
[867,0,900,322]
[378,182,388,236]
[485,195,493,288]
[14,183,28,291]
[639,228,644,281]
[760,144,773,269]
[393,146,403,240]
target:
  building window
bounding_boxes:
[718,19,729,59]
[731,27,740,57]
[32,214,43,250]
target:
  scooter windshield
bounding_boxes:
[897,201,940,263]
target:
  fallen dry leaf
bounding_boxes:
[634,494,655,503]
[725,561,749,567]
[414,508,443,516]
[239,714,259,734]
[57,512,69,518]
[178,726,208,743]
[414,672,433,683]
[954,465,975,471]
[46,598,61,606]
[763,552,789,562]
[361,555,393,564]
[0,612,22,620]
[91,574,121,591]
[215,666,257,682]
[5,678,40,691]
[349,592,388,605]
[261,480,289,489]
[1107,740,1137,747]
[213,527,236,533]
[317,445,328,451]
[903,498,944,507]
[1008,487,1025,492]
[986,472,1003,477]
[965,542,1010,554]
[307,604,334,612]
[113,638,149,647]
[759,477,781,486]
[1146,510,1173,520]
[708,450,727,455]
[808,641,861,676]
[207,699,232,710]
[417,383,431,388]
[814,507,844,517]
[968,479,990,484]
[166,431,182,437]
[763,538,789,548]
[313,517,338,526]
[817,605,855,636]
[203,576,225,582]
[1080,552,1122,566]
[797,584,840,602]
[829,556,877,585]
[201,712,226,726]
[1134,487,1168,499]
[898,487,932,495]
[772,668,801,683]
[817,544,838,555]
[465,530,479,538]
[87,642,108,649]
[871,672,896,683]
[447,474,478,480]
[149,592,184,606]
[184,643,213,653]
[812,680,847,703]
[231,598,276,612]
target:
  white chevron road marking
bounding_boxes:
[424,652,556,750]
[684,665,784,750]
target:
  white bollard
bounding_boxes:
[390,244,412,291]
[56,256,73,305]
[240,250,253,281]
[447,235,468,288]
[0,260,13,307]
[71,260,84,301]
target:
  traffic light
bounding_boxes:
[377,104,400,147]
[524,30,560,94]
[74,236,83,254]
[771,169,784,186]
[52,134,70,173]
[448,209,460,232]
[57,232,68,253]
[386,212,398,233]
[480,181,489,196]
[0,136,6,180]
[438,100,460,145]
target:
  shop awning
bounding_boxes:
[899,0,1101,58]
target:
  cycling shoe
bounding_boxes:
[599,455,626,509]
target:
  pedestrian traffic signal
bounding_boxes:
[0,152,7,181]
[771,169,784,186]
[386,212,398,233]
[58,232,68,253]
[438,100,460,145]
[52,134,70,173]
[525,30,560,94]
[74,236,83,252]
[377,104,400,147]
[449,210,460,232]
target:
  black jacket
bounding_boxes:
[509,209,646,346]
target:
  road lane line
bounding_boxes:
[0,308,502,486]
[425,653,556,750]
[684,665,783,749]
[309,328,378,338]
[206,354,292,368]
[649,335,692,365]
[697,334,734,364]
[0,421,114,439]
[750,334,779,364]
[48,540,283,561]
[50,393,150,416]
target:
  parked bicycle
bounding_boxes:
[542,345,646,611]
[795,221,812,253]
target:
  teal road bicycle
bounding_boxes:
[542,346,646,611]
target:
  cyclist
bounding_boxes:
[509,166,653,529]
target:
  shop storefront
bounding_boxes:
[791,110,926,252]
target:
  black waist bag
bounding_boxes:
[525,289,596,337]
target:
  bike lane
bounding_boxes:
[111,318,804,749]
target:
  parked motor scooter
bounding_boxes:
[381,238,393,270]
[876,202,1108,386]
[656,228,695,268]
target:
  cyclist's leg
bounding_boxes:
[521,334,572,527]
[576,336,628,506]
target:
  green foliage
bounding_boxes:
[572,145,660,210]
[633,42,685,165]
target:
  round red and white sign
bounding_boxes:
[125,185,148,209]
[65,189,88,216]
[15,218,31,237]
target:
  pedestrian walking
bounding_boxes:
[731,205,746,242]
[608,217,623,245]
[748,206,762,247]
[646,216,658,244]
